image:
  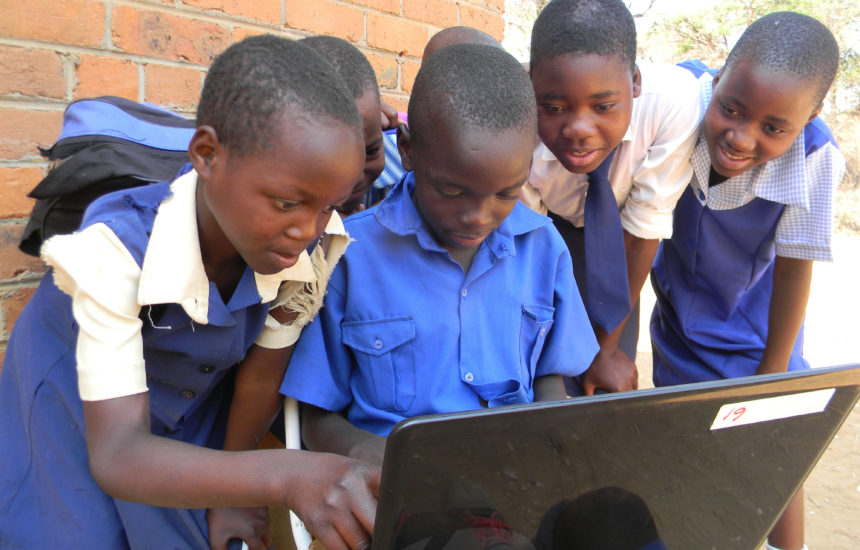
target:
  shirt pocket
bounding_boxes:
[341,316,417,413]
[520,304,556,386]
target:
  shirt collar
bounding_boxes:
[689,127,809,210]
[138,170,335,324]
[374,172,549,260]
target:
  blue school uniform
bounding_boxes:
[0,174,300,548]
[650,75,843,385]
[282,173,599,436]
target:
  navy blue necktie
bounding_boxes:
[583,149,631,333]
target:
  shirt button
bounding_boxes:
[198,364,215,374]
[461,289,468,298]
[373,339,383,350]
[698,190,706,201]
[539,328,547,336]
[464,372,475,382]
[180,389,196,400]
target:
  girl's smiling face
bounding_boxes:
[703,60,821,179]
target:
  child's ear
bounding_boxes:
[188,126,221,180]
[397,122,414,172]
[712,67,724,89]
[808,102,823,123]
[632,64,642,99]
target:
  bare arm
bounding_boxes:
[83,393,379,550]
[223,344,295,451]
[581,232,658,394]
[302,404,387,468]
[756,256,813,375]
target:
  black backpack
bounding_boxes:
[19,96,196,256]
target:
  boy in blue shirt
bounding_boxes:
[521,0,702,395]
[0,36,379,550]
[282,43,599,465]
[650,13,843,550]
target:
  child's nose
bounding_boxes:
[284,211,321,243]
[462,200,494,228]
[560,113,595,140]
[726,124,756,152]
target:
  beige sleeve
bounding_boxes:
[42,224,148,401]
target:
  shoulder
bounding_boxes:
[804,117,840,156]
[637,62,701,102]
[78,181,173,266]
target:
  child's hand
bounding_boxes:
[380,101,399,130]
[207,506,272,550]
[288,453,380,550]
[581,348,638,394]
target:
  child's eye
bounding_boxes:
[594,103,615,113]
[365,144,382,160]
[436,185,464,198]
[540,104,564,114]
[763,123,786,136]
[274,199,300,211]
[720,102,740,117]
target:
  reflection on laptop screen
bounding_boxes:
[373,365,860,550]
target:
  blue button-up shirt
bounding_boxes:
[283,173,598,436]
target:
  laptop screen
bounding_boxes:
[373,365,860,550]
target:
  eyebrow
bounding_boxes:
[536,90,621,101]
[365,136,383,150]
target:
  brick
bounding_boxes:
[0,46,66,100]
[232,26,268,43]
[0,166,43,219]
[0,0,106,48]
[0,224,46,280]
[459,5,505,42]
[284,0,365,42]
[367,11,430,57]
[364,51,398,90]
[461,0,505,14]
[350,0,400,15]
[183,0,281,25]
[2,286,38,337]
[112,6,232,65]
[403,0,458,29]
[0,108,64,160]
[380,92,408,114]
[144,64,204,110]
[74,55,139,101]
[400,58,420,94]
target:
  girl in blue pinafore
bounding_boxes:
[0,35,379,550]
[650,13,843,550]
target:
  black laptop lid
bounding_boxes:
[373,365,860,550]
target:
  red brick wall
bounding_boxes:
[0,0,506,364]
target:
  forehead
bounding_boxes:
[713,61,820,120]
[531,52,632,94]
[415,118,533,189]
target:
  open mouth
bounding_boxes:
[559,149,600,169]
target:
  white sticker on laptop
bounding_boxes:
[710,388,835,431]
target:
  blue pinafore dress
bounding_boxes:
[0,182,269,549]
[649,121,834,387]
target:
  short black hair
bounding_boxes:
[197,34,361,158]
[530,0,636,74]
[724,11,839,107]
[408,43,536,144]
[299,35,380,100]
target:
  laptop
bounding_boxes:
[373,364,860,550]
